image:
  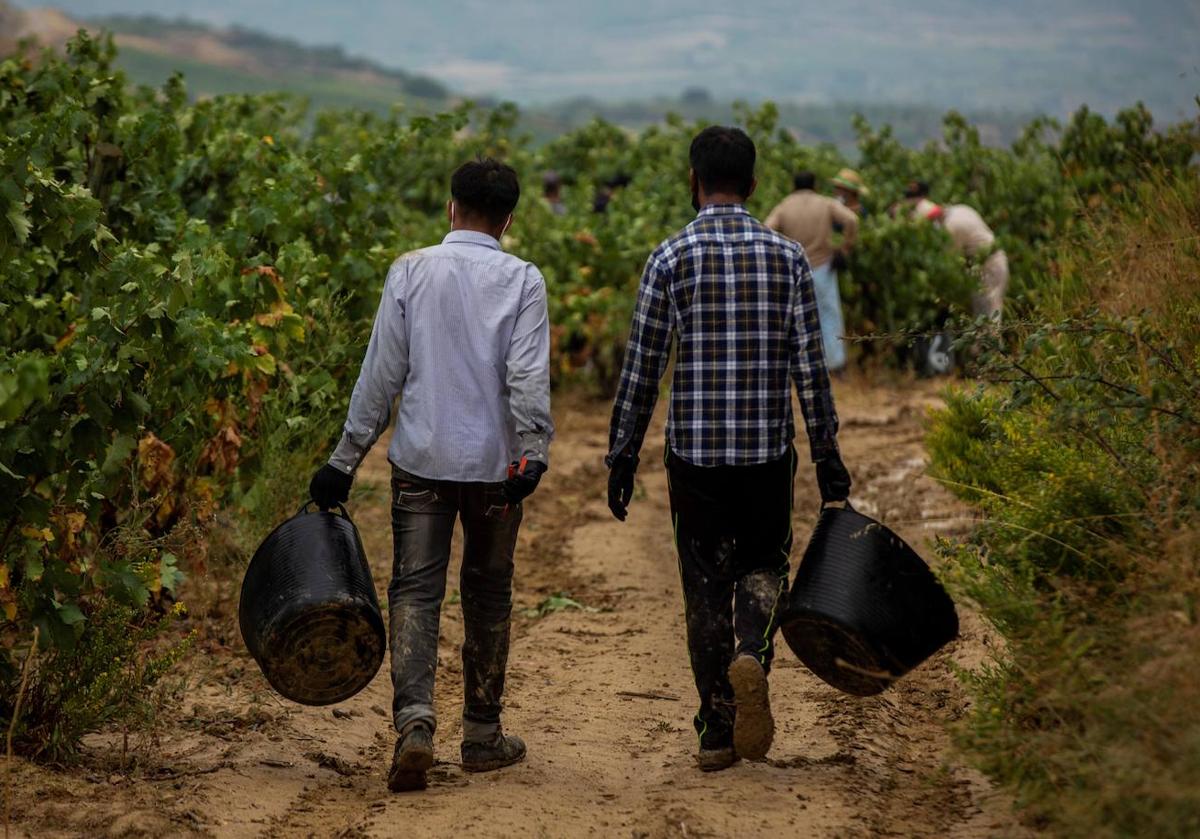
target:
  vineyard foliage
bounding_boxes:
[0,33,1197,756]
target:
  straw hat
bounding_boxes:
[830,168,869,196]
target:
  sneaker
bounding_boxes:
[697,746,739,772]
[387,723,434,792]
[460,730,526,773]
[728,655,774,761]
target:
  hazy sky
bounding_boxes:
[17,0,1200,115]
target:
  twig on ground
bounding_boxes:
[616,690,679,702]
[147,762,230,782]
[5,627,40,839]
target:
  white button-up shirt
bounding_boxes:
[329,230,554,482]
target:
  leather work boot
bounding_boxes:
[697,745,739,772]
[460,730,526,773]
[387,723,434,792]
[728,654,775,761]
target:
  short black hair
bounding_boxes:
[451,158,520,224]
[605,172,632,189]
[904,180,930,199]
[689,126,756,198]
[793,170,816,191]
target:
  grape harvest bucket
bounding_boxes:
[780,501,959,696]
[239,502,385,705]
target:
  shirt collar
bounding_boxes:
[697,203,750,218]
[443,229,502,250]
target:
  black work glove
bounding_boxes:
[607,452,638,521]
[830,250,849,273]
[309,463,353,510]
[815,451,852,504]
[502,458,547,504]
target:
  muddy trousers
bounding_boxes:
[388,466,522,743]
[666,448,796,750]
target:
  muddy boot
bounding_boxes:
[387,722,434,792]
[460,730,526,773]
[729,655,774,761]
[697,746,739,772]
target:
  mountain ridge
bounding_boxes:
[18,0,1195,117]
[4,4,450,108]
[3,3,1188,151]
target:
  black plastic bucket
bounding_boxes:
[239,503,385,705]
[780,502,958,696]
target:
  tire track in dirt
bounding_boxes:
[10,376,1027,839]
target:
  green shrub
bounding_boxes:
[926,173,1200,837]
[4,597,194,763]
[928,386,1142,579]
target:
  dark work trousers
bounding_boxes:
[388,466,522,743]
[666,446,796,750]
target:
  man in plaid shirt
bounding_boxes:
[606,126,853,772]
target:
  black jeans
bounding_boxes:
[666,447,796,749]
[388,466,522,742]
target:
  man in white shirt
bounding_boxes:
[309,158,554,792]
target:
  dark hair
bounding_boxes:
[689,126,756,197]
[605,171,632,189]
[451,158,520,224]
[793,170,816,191]
[904,179,930,199]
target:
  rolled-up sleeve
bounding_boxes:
[788,251,840,461]
[506,266,555,466]
[329,260,410,474]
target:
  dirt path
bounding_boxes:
[11,376,1025,838]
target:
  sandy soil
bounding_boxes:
[7,375,1027,838]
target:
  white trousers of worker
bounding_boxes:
[972,250,1010,322]
[811,262,847,371]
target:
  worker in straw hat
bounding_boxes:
[830,168,868,217]
[828,169,878,365]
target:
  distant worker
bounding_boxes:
[830,168,868,217]
[905,181,1009,321]
[829,168,868,269]
[593,171,631,214]
[542,171,566,216]
[830,169,877,366]
[765,171,859,372]
[904,180,942,223]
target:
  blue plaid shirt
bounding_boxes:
[607,204,839,466]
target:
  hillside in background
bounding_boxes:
[1,4,1043,149]
[4,5,452,114]
[16,0,1200,121]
